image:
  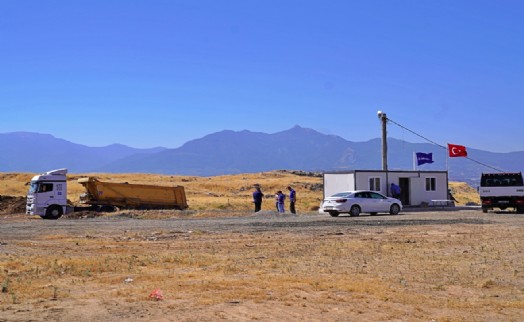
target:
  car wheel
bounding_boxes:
[389,204,400,215]
[349,205,360,217]
[328,211,339,217]
[44,205,63,220]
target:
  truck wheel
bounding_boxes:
[349,205,361,217]
[44,205,63,220]
[389,204,401,215]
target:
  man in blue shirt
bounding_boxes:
[390,183,401,199]
[287,186,296,214]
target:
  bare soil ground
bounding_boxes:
[1,209,523,321]
[0,170,515,321]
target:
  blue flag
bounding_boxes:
[416,152,434,166]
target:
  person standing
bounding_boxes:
[252,186,264,212]
[277,190,286,213]
[390,183,401,199]
[287,186,296,214]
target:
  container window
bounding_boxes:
[425,177,436,191]
[369,177,381,191]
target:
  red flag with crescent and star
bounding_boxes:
[448,143,467,157]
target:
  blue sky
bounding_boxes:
[1,0,523,152]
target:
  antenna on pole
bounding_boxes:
[377,111,388,171]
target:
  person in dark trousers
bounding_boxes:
[277,190,286,213]
[252,186,264,212]
[288,186,296,214]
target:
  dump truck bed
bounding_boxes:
[77,177,188,209]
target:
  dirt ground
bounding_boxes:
[1,206,523,321]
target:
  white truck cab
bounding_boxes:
[479,172,524,213]
[26,168,68,219]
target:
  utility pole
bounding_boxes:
[377,111,388,171]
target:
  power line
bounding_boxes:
[385,116,503,173]
[386,118,446,150]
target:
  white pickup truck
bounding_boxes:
[479,172,524,213]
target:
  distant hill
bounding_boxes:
[99,126,359,175]
[1,127,523,186]
[0,132,166,173]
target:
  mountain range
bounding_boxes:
[1,126,523,186]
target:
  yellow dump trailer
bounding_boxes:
[77,177,188,210]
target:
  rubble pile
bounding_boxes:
[0,195,26,215]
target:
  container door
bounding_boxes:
[399,178,410,206]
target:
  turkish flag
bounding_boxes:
[448,143,467,157]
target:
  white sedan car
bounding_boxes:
[321,190,402,217]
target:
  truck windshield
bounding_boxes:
[28,182,38,194]
[481,173,524,187]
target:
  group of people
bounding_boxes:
[252,185,296,214]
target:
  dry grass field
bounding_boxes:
[0,170,325,214]
[0,170,477,213]
[2,171,523,321]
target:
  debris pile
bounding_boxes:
[0,195,26,215]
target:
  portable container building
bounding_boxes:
[323,170,449,206]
